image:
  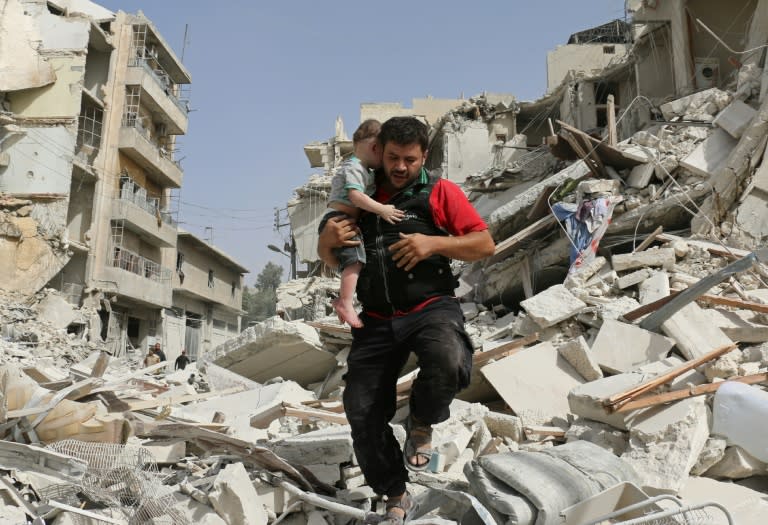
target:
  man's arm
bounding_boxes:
[389,230,495,271]
[317,215,361,269]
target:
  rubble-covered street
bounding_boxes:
[3,0,768,524]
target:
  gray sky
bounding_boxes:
[97,0,626,283]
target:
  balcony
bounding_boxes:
[118,124,183,188]
[125,64,188,135]
[102,243,172,308]
[112,192,177,247]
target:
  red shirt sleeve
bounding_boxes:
[430,179,488,236]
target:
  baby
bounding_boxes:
[318,119,403,327]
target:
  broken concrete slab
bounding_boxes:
[611,247,676,273]
[564,417,628,456]
[208,317,335,387]
[519,285,586,328]
[557,336,603,381]
[208,462,269,525]
[638,271,734,360]
[692,437,727,476]
[705,308,768,343]
[620,396,709,494]
[659,88,732,121]
[140,439,186,465]
[481,341,584,426]
[713,99,758,139]
[680,476,768,525]
[35,292,76,329]
[679,128,739,178]
[483,411,524,443]
[174,380,314,442]
[590,319,675,374]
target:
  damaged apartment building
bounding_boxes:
[0,0,247,363]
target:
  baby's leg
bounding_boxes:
[334,262,363,328]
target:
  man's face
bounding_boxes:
[381,141,426,191]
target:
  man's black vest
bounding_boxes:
[356,169,456,314]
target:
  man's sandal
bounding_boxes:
[383,491,417,525]
[403,415,434,472]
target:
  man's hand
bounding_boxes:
[380,205,405,225]
[317,215,360,268]
[389,233,434,271]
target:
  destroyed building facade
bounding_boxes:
[0,0,246,359]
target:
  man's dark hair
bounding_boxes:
[379,117,428,152]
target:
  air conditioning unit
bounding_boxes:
[695,58,719,89]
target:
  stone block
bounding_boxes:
[611,247,676,272]
[519,285,586,328]
[713,99,757,139]
[679,128,738,178]
[626,162,655,189]
[271,426,354,465]
[461,302,480,321]
[617,269,655,289]
[705,446,768,479]
[659,88,731,120]
[483,411,524,442]
[209,462,268,525]
[557,336,603,381]
[590,319,675,374]
[620,397,710,493]
[481,342,584,426]
[141,439,186,464]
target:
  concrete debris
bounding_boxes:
[0,2,767,524]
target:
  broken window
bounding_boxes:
[77,103,103,149]
[208,270,214,288]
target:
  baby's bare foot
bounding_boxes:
[332,298,363,328]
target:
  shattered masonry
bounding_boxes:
[2,0,768,524]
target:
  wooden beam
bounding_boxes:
[90,351,110,378]
[491,215,557,261]
[604,342,738,412]
[607,94,617,146]
[616,373,768,412]
[474,333,539,367]
[305,321,351,335]
[561,130,603,178]
[632,226,663,253]
[623,290,768,322]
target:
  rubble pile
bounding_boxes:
[3,2,768,525]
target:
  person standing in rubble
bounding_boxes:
[318,119,404,329]
[318,117,494,524]
[153,342,167,362]
[175,349,190,370]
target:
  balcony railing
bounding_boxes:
[118,177,177,227]
[109,244,171,283]
[128,58,190,114]
[120,118,181,169]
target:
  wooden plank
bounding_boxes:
[306,321,351,335]
[561,130,603,178]
[489,215,557,264]
[556,119,646,169]
[474,333,539,367]
[90,351,110,378]
[6,378,101,420]
[632,226,663,253]
[604,342,738,412]
[616,373,768,412]
[607,94,617,146]
[623,290,768,322]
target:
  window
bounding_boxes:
[208,270,214,288]
[603,45,616,54]
[231,281,236,298]
[176,253,184,272]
